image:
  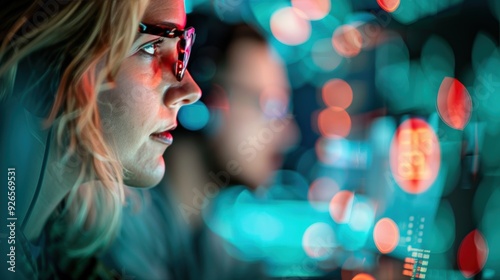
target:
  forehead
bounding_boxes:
[228,40,289,92]
[142,0,186,28]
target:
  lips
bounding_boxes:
[150,131,173,145]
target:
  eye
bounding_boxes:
[139,38,164,56]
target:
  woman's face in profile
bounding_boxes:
[98,0,201,187]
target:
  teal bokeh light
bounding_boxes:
[178,100,210,131]
[472,32,497,74]
[375,33,411,112]
[425,200,455,253]
[391,0,464,25]
[421,36,455,86]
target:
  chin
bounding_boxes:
[123,160,165,188]
[125,175,163,188]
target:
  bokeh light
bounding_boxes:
[302,222,336,260]
[390,118,441,194]
[270,7,311,46]
[458,229,488,278]
[480,187,500,275]
[390,0,464,24]
[375,33,411,110]
[352,273,376,280]
[178,100,210,130]
[473,53,500,123]
[315,136,350,165]
[322,79,353,109]
[437,77,472,130]
[421,36,455,85]
[318,107,352,138]
[388,0,421,24]
[265,169,310,200]
[211,0,245,23]
[472,32,497,74]
[377,0,400,13]
[332,25,363,58]
[291,0,331,20]
[488,0,500,20]
[341,256,375,279]
[311,38,343,72]
[240,210,283,242]
[329,190,354,223]
[347,201,374,232]
[427,200,456,253]
[308,177,339,210]
[373,218,400,254]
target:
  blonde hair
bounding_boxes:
[0,0,149,257]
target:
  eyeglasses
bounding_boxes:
[138,22,196,82]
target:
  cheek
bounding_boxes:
[98,61,162,158]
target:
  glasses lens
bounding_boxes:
[176,28,195,81]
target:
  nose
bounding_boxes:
[164,71,202,108]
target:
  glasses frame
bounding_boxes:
[138,22,196,81]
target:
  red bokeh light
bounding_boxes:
[437,77,472,130]
[329,190,355,223]
[377,0,400,13]
[390,118,441,194]
[458,229,488,278]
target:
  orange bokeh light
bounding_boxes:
[377,0,400,13]
[322,79,353,109]
[329,190,354,223]
[291,0,331,20]
[352,273,376,280]
[390,118,441,194]
[332,25,363,58]
[318,107,351,138]
[437,77,472,130]
[373,218,400,254]
[270,7,311,46]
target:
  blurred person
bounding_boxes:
[0,0,200,278]
[166,16,300,226]
[167,16,300,280]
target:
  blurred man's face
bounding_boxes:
[213,39,299,189]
